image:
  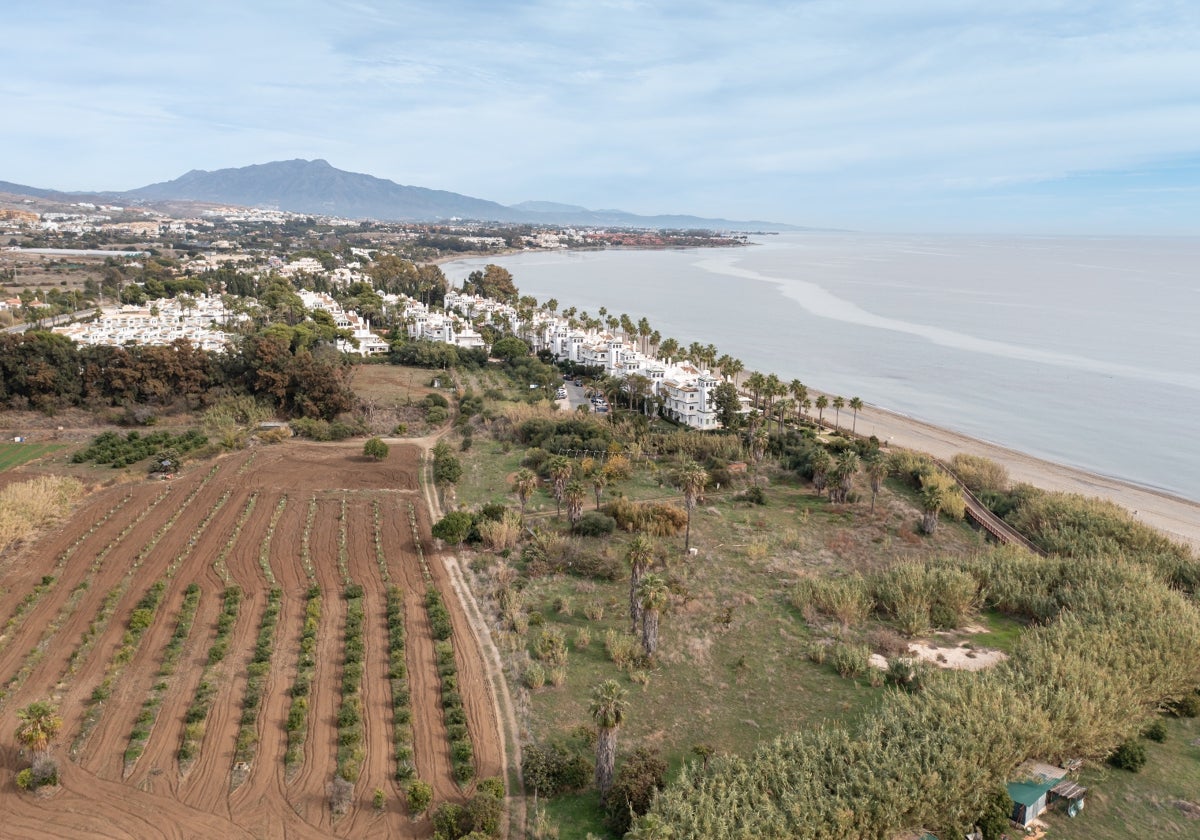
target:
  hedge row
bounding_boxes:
[232,587,282,776]
[335,583,367,783]
[386,586,415,780]
[284,584,322,772]
[124,583,201,771]
[178,585,242,767]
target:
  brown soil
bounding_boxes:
[0,440,506,838]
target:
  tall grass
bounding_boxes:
[0,475,83,555]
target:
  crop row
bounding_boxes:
[62,477,229,684]
[373,500,389,584]
[0,482,180,708]
[335,583,366,784]
[213,493,258,585]
[300,496,317,583]
[337,496,350,585]
[284,584,322,773]
[0,491,134,651]
[178,585,242,771]
[407,503,432,584]
[124,582,201,774]
[232,586,283,787]
[426,587,474,785]
[386,585,415,781]
[258,496,288,586]
[71,580,168,754]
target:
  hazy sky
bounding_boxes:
[4,1,1199,232]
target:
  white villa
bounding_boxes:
[297,290,390,356]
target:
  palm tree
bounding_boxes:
[830,451,860,503]
[590,679,628,795]
[547,456,573,518]
[15,700,62,755]
[832,396,845,430]
[790,379,808,423]
[815,395,829,426]
[625,534,655,634]
[865,453,888,513]
[920,479,955,534]
[637,573,670,659]
[658,337,679,363]
[565,480,586,530]
[591,472,608,510]
[810,449,832,497]
[637,317,652,354]
[512,468,538,515]
[849,397,864,434]
[744,371,765,409]
[677,461,708,553]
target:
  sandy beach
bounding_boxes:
[847,401,1200,550]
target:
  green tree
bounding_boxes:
[590,679,629,795]
[406,778,433,815]
[491,335,529,362]
[637,573,670,659]
[810,449,832,497]
[432,510,474,546]
[865,453,888,512]
[830,450,860,504]
[565,480,586,530]
[713,381,742,430]
[15,701,62,755]
[363,437,389,461]
[832,396,845,430]
[815,394,829,425]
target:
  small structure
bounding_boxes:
[1007,760,1086,828]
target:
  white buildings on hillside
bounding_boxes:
[297,290,390,356]
[51,295,246,352]
[439,290,724,429]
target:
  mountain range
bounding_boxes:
[0,159,798,231]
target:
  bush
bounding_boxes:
[433,511,475,546]
[828,641,870,678]
[1171,692,1200,718]
[1108,739,1147,772]
[1142,718,1168,742]
[521,742,593,797]
[406,779,433,814]
[605,747,667,836]
[576,511,617,536]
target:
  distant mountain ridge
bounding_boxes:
[0,159,800,231]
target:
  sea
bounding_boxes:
[443,233,1200,503]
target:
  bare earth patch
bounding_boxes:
[906,640,1007,671]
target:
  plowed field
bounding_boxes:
[0,442,503,838]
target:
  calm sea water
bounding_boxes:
[444,233,1200,502]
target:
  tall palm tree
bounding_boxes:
[637,573,670,659]
[832,396,845,430]
[744,372,766,409]
[815,395,829,426]
[677,461,708,552]
[849,397,864,434]
[591,472,608,510]
[830,450,860,503]
[658,337,679,363]
[920,480,955,534]
[15,700,62,755]
[565,480,586,530]
[590,679,628,795]
[790,379,808,423]
[865,453,888,513]
[810,449,832,497]
[512,468,538,515]
[547,456,573,518]
[637,317,652,354]
[625,534,655,634]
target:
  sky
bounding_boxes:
[3,0,1199,233]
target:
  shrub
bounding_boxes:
[522,742,592,797]
[1141,719,1168,742]
[576,511,617,536]
[1108,739,1147,772]
[828,641,870,678]
[605,747,667,836]
[1171,692,1200,718]
[407,779,433,814]
[524,662,546,689]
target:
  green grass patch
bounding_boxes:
[971,609,1025,653]
[0,442,65,470]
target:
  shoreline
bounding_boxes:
[848,399,1200,550]
[435,248,1200,552]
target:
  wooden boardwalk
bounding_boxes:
[932,458,1045,555]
